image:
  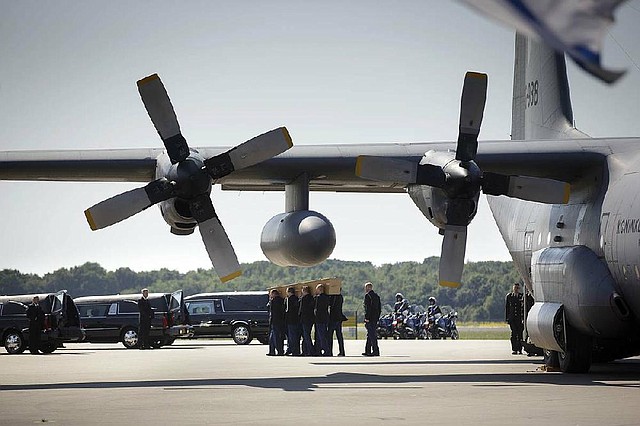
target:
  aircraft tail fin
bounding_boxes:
[511,33,588,140]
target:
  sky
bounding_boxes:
[1,1,639,276]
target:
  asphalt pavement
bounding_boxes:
[1,339,639,425]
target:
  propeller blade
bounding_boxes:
[204,127,293,179]
[439,225,467,288]
[188,195,241,282]
[483,173,570,204]
[84,178,175,230]
[137,74,189,164]
[456,72,488,162]
[355,156,418,183]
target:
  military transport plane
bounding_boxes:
[1,34,639,373]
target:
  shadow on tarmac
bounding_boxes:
[2,359,638,392]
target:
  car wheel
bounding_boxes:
[40,341,57,354]
[121,327,139,349]
[232,324,252,345]
[4,330,26,354]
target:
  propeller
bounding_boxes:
[355,72,570,288]
[84,74,293,282]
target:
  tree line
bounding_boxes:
[0,257,521,321]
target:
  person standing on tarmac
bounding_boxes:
[328,289,346,357]
[285,287,301,356]
[505,282,525,355]
[314,284,331,356]
[363,281,381,357]
[25,295,45,355]
[267,289,286,356]
[138,288,154,350]
[298,285,315,356]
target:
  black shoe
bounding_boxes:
[512,351,518,355]
[518,351,523,355]
[266,353,276,356]
[373,353,380,357]
[362,352,373,357]
[338,353,345,357]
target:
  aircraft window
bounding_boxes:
[108,303,117,315]
[187,301,214,315]
[119,300,138,314]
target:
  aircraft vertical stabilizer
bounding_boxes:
[511,33,588,141]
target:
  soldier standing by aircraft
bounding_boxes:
[267,289,285,356]
[25,296,45,355]
[505,283,524,355]
[138,288,153,350]
[363,281,381,357]
[298,285,315,356]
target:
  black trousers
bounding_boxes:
[29,325,42,354]
[139,321,151,348]
[509,321,523,352]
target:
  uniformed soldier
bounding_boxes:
[505,282,525,354]
[25,295,45,354]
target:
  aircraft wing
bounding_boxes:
[0,137,625,192]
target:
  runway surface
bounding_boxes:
[1,339,639,425]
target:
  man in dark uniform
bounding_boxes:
[25,295,45,354]
[285,287,301,356]
[138,288,153,350]
[267,289,285,356]
[328,290,346,356]
[298,285,315,356]
[314,284,331,356]
[363,281,381,356]
[505,282,525,354]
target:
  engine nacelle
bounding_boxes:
[261,211,336,267]
[159,199,196,235]
[407,150,480,229]
[408,184,479,230]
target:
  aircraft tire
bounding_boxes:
[558,326,592,373]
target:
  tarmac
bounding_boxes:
[1,339,639,425]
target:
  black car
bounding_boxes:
[184,291,270,345]
[1,290,84,354]
[73,290,193,349]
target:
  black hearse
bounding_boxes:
[73,290,193,349]
[0,291,84,354]
[184,291,269,345]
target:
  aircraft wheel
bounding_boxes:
[558,326,592,373]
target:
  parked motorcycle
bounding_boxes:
[427,311,459,340]
[392,311,408,339]
[376,314,393,339]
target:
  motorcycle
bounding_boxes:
[392,311,408,339]
[427,311,459,339]
[403,312,426,339]
[376,314,393,339]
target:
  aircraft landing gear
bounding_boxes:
[558,324,592,373]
